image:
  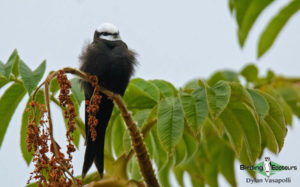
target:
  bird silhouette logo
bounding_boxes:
[264,157,272,177]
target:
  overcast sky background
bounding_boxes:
[0,0,300,186]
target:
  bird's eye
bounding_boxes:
[102,32,110,36]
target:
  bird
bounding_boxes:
[79,23,137,178]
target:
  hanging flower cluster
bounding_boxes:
[26,70,81,186]
[57,70,76,160]
[86,75,102,141]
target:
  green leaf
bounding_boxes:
[112,116,125,158]
[129,156,142,181]
[183,78,199,89]
[10,50,20,77]
[258,0,300,58]
[173,167,184,186]
[151,126,168,170]
[235,0,252,27]
[191,177,205,187]
[157,97,184,154]
[49,73,60,94]
[124,78,160,109]
[20,90,45,165]
[158,157,174,187]
[122,130,131,155]
[0,83,26,147]
[260,120,278,153]
[174,137,187,166]
[247,89,269,118]
[179,86,208,133]
[149,79,177,97]
[259,92,286,152]
[240,64,258,82]
[207,71,239,86]
[19,60,46,95]
[239,142,256,177]
[133,109,152,128]
[26,182,37,187]
[219,145,237,187]
[260,92,286,132]
[0,77,9,89]
[104,111,115,159]
[182,130,197,162]
[70,78,84,105]
[238,0,274,47]
[229,82,255,110]
[228,101,261,163]
[203,136,221,187]
[277,85,300,119]
[0,51,16,79]
[202,80,231,119]
[220,108,243,155]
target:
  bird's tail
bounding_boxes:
[82,125,106,179]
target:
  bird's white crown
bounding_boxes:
[96,23,119,34]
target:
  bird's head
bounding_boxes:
[94,23,121,41]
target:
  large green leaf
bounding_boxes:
[157,97,184,154]
[19,60,46,95]
[179,86,208,133]
[149,79,177,97]
[238,0,274,46]
[124,78,160,109]
[0,83,26,147]
[258,0,300,58]
[70,78,84,105]
[20,90,45,165]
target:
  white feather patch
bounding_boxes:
[96,23,119,34]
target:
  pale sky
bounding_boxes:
[0,0,300,186]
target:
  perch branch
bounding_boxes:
[33,67,160,187]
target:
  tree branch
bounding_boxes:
[33,67,160,187]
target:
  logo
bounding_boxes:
[240,157,297,184]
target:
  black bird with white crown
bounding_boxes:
[80,23,137,178]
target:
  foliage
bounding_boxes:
[1,50,300,186]
[229,0,300,58]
